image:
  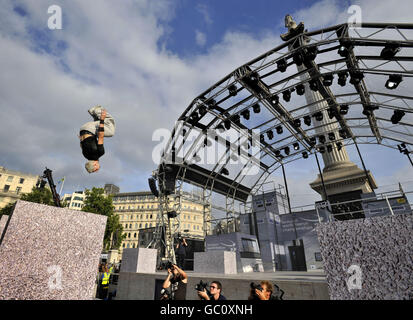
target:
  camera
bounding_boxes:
[160,288,171,300]
[195,280,210,299]
[160,260,174,270]
[250,282,263,300]
[250,282,263,291]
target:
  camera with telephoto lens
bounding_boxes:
[250,282,263,300]
[160,260,174,270]
[195,280,210,299]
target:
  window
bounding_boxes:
[7,176,13,182]
[128,233,131,238]
[19,178,25,184]
[241,238,260,253]
[139,223,142,228]
[134,233,137,238]
[145,223,148,228]
[16,187,22,194]
[129,224,132,228]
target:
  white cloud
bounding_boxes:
[195,29,206,47]
[196,3,213,25]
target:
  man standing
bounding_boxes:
[198,281,227,300]
[79,106,116,173]
[162,264,187,300]
[175,237,187,269]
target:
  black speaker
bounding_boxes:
[148,178,159,197]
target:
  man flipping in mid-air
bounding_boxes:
[79,106,115,173]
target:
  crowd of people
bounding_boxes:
[160,263,283,301]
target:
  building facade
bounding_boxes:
[0,166,40,209]
[112,191,208,258]
[62,191,86,211]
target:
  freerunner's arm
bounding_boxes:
[97,109,106,145]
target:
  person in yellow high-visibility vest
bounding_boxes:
[99,265,111,299]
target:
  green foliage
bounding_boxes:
[0,202,15,219]
[82,187,125,251]
[0,187,55,219]
[20,187,55,206]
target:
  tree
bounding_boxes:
[0,187,55,218]
[82,187,125,251]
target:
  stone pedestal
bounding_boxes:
[121,248,157,273]
[0,200,107,300]
[316,213,413,300]
[108,249,119,264]
[194,251,237,274]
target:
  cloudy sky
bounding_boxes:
[1,0,412,208]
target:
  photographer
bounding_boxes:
[249,281,283,300]
[175,237,187,269]
[162,263,187,300]
[198,281,226,300]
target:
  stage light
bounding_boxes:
[327,145,333,153]
[276,126,283,134]
[241,109,250,120]
[216,123,225,132]
[182,128,187,136]
[253,103,261,113]
[339,129,347,139]
[309,137,316,146]
[340,105,349,115]
[336,142,343,151]
[221,168,229,176]
[228,84,238,96]
[309,79,319,91]
[198,105,207,117]
[293,143,300,150]
[270,94,279,106]
[296,83,305,96]
[327,107,337,120]
[381,43,401,60]
[260,134,265,143]
[250,72,260,83]
[385,74,403,90]
[282,90,291,102]
[313,111,323,121]
[275,150,281,157]
[293,119,301,128]
[328,132,336,141]
[277,59,288,72]
[349,71,364,85]
[304,46,318,61]
[267,130,274,140]
[302,151,308,159]
[304,115,312,126]
[337,71,348,87]
[338,41,353,58]
[319,135,326,144]
[362,104,379,116]
[318,146,326,153]
[293,51,303,66]
[322,74,334,86]
[391,110,406,124]
[207,99,216,108]
[232,114,241,125]
[224,119,231,130]
[284,146,290,155]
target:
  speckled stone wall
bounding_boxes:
[316,213,413,300]
[0,200,107,300]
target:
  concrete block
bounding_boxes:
[0,200,107,300]
[194,251,237,274]
[121,248,157,273]
[317,213,413,300]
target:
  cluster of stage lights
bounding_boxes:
[193,41,407,163]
